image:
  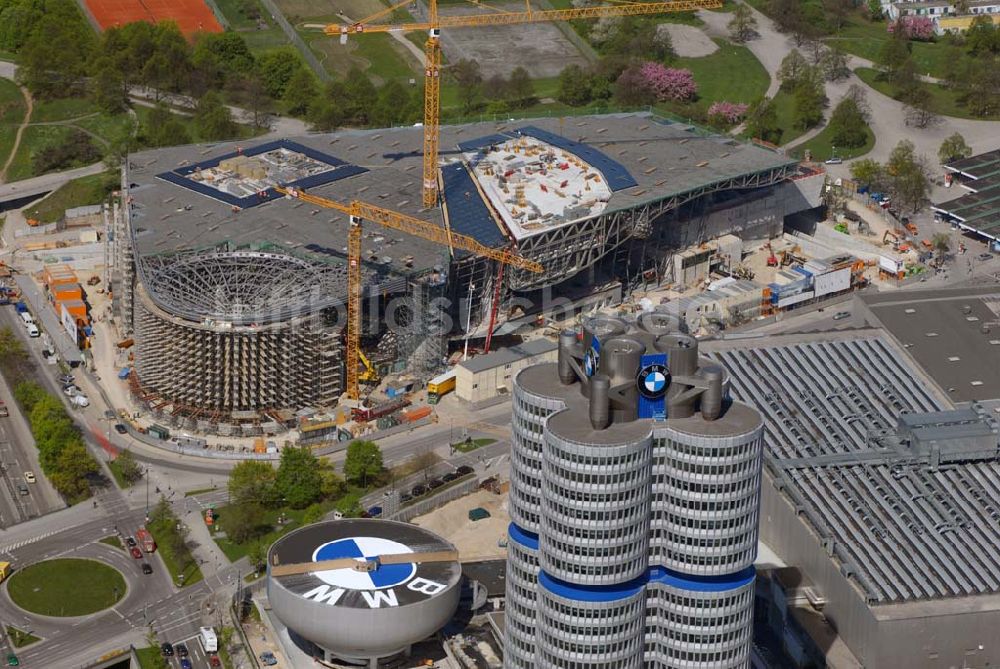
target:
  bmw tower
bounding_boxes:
[505,313,763,669]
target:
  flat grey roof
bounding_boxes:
[862,287,1000,402]
[126,113,795,273]
[705,330,1000,605]
[458,338,556,373]
[935,149,1000,238]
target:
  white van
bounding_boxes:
[26,323,39,338]
[19,311,34,326]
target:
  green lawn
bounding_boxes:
[824,17,956,79]
[135,646,167,669]
[451,437,496,453]
[107,458,132,489]
[7,559,125,616]
[30,97,102,123]
[854,66,999,121]
[5,625,40,648]
[0,78,27,174]
[212,501,338,562]
[99,535,124,550]
[185,486,219,497]
[301,30,420,85]
[216,0,289,51]
[790,122,874,162]
[673,38,770,112]
[23,170,118,224]
[147,518,204,587]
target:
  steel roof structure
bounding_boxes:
[705,331,1000,605]
[934,148,1000,240]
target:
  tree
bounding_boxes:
[450,59,483,113]
[228,460,276,507]
[728,4,758,43]
[193,31,255,77]
[939,133,972,164]
[194,91,236,141]
[247,540,267,573]
[887,140,930,212]
[140,104,192,148]
[227,74,274,130]
[257,49,303,99]
[302,503,326,525]
[344,440,383,487]
[318,465,346,500]
[17,14,95,98]
[850,158,885,188]
[844,83,871,120]
[275,446,323,509]
[557,64,593,106]
[506,67,534,107]
[637,63,697,102]
[283,68,319,117]
[777,50,810,91]
[224,502,265,543]
[822,0,852,31]
[827,97,869,149]
[373,81,411,127]
[879,33,911,82]
[932,232,951,254]
[903,86,940,129]
[614,64,656,106]
[819,47,850,81]
[342,68,378,124]
[115,449,143,485]
[150,495,173,524]
[867,0,883,20]
[90,58,128,114]
[745,97,782,144]
[792,79,825,129]
[49,441,97,501]
[0,327,26,361]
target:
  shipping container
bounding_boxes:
[148,424,170,440]
[777,290,815,308]
[52,284,83,302]
[813,267,851,297]
[400,405,433,423]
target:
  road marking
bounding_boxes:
[0,528,60,553]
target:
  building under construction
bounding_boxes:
[113,112,812,432]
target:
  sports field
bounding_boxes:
[85,0,223,37]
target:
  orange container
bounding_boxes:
[44,265,77,289]
[56,299,89,322]
[52,284,83,302]
[401,405,433,423]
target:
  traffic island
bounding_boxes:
[6,558,126,616]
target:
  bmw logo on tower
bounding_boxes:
[637,363,669,399]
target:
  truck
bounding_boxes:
[427,370,457,404]
[136,527,156,553]
[351,397,410,423]
[199,627,218,653]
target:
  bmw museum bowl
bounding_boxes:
[266,519,462,665]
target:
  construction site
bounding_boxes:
[109,113,822,434]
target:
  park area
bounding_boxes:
[7,558,126,616]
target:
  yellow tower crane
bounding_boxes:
[325,0,722,208]
[275,186,543,401]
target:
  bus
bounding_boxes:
[199,627,218,653]
[427,370,456,405]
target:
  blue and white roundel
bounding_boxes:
[637,363,670,400]
[643,370,666,394]
[311,537,415,591]
[584,349,596,376]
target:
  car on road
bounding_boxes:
[979,253,994,261]
[833,311,850,321]
[16,483,28,496]
[6,654,17,666]
[824,157,843,165]
[130,546,143,559]
[160,643,173,657]
[0,402,7,418]
[125,536,137,548]
[260,652,278,666]
[114,423,127,434]
[62,385,80,397]
[58,374,74,385]
[209,656,222,667]
[176,643,188,658]
[456,465,474,476]
[367,506,383,518]
[23,472,34,484]
[141,563,152,575]
[180,659,192,669]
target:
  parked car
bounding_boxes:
[209,656,222,668]
[427,479,444,490]
[23,472,34,484]
[399,493,413,503]
[130,546,143,559]
[824,157,843,165]
[160,643,173,657]
[62,385,80,397]
[979,253,993,261]
[58,374,74,385]
[260,652,278,666]
[6,654,17,666]
[176,643,188,658]
[833,311,850,321]
[16,483,27,496]
[442,472,458,483]
[71,394,90,407]
[367,506,383,518]
[456,465,474,476]
[180,659,192,669]
[141,563,153,575]
[114,423,127,434]
[411,484,427,496]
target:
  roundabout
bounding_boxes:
[6,558,126,617]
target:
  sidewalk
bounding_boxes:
[178,499,232,580]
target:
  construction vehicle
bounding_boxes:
[359,350,380,384]
[765,242,778,267]
[324,0,721,208]
[275,186,542,400]
[427,369,457,404]
[905,222,918,235]
[883,230,902,249]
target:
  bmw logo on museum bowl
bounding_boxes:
[312,537,416,590]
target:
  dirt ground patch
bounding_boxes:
[662,23,718,58]
[411,489,509,561]
[437,2,588,78]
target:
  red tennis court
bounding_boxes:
[85,0,223,38]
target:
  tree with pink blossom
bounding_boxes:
[707,101,749,124]
[887,16,935,41]
[637,62,698,102]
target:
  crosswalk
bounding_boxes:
[0,528,61,555]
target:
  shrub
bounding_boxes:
[707,101,749,124]
[638,62,697,102]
